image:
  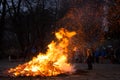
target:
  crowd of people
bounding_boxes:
[73,46,120,70]
[74,46,120,64]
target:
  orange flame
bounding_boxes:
[8,28,76,77]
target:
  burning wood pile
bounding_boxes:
[8,28,76,77]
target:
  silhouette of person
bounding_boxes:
[86,49,93,70]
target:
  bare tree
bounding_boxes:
[0,0,7,53]
[107,0,120,40]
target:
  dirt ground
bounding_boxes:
[0,59,120,80]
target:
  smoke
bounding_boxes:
[56,1,105,54]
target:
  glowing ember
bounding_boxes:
[8,28,76,77]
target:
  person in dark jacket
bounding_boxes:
[86,49,93,70]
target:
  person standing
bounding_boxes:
[94,48,100,63]
[86,49,93,70]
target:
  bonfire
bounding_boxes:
[8,28,76,77]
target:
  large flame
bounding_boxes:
[8,28,76,77]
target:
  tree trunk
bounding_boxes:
[0,0,7,52]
